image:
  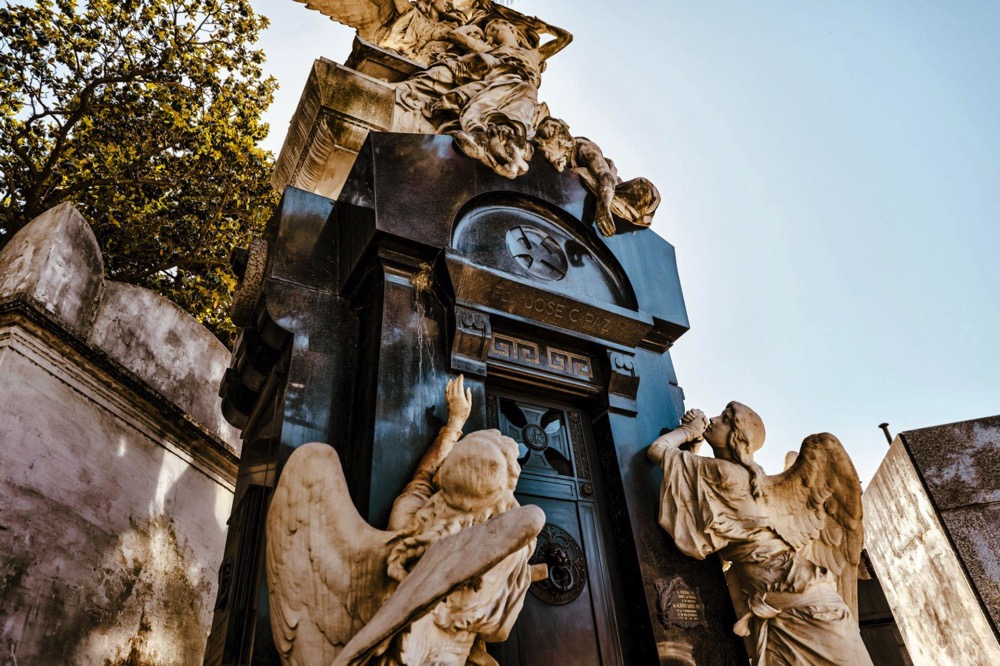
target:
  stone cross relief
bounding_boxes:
[647,404,874,666]
[294,0,660,235]
[265,376,547,666]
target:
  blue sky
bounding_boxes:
[253,0,1000,483]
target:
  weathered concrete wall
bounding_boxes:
[864,436,1000,666]
[0,204,240,664]
[900,416,1000,631]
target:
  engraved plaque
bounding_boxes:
[655,578,707,629]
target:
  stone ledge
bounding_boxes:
[0,298,239,487]
[0,202,241,456]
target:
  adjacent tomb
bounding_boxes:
[865,416,1000,665]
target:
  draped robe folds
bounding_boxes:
[656,446,873,666]
[396,43,544,140]
[373,453,534,666]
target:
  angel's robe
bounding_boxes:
[379,432,535,666]
[654,444,873,666]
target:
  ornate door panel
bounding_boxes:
[486,394,624,666]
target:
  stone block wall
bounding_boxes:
[864,417,1000,666]
[0,204,240,664]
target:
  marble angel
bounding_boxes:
[295,0,492,65]
[266,375,546,665]
[647,404,873,666]
[395,13,572,178]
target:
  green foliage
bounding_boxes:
[0,0,278,341]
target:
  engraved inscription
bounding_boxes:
[655,578,707,629]
[523,423,549,451]
[490,283,614,336]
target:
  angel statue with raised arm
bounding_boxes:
[647,404,873,666]
[266,375,546,666]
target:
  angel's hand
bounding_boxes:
[680,409,708,440]
[596,207,615,237]
[446,374,473,429]
[529,15,552,34]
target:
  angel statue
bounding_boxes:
[296,0,492,66]
[533,117,661,237]
[395,15,572,178]
[266,375,546,665]
[646,404,873,666]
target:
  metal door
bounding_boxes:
[486,392,624,666]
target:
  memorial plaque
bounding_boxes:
[656,577,707,629]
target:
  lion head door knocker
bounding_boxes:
[528,524,587,605]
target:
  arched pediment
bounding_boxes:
[451,194,637,311]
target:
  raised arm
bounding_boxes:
[647,409,709,464]
[574,138,619,236]
[533,18,572,61]
[411,374,472,483]
[388,375,473,530]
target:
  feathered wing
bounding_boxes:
[334,504,546,666]
[293,0,406,41]
[265,443,395,666]
[766,433,865,619]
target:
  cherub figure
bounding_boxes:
[266,376,545,666]
[534,117,661,236]
[647,404,872,666]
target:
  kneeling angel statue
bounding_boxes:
[266,376,545,665]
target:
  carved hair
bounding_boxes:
[386,431,521,583]
[725,401,767,499]
[536,116,571,139]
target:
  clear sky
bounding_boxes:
[253,0,1000,484]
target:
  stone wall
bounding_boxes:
[864,420,1000,666]
[0,204,240,664]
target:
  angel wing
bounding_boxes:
[335,504,545,666]
[266,442,395,666]
[293,0,409,42]
[765,433,865,619]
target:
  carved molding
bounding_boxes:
[607,351,639,414]
[488,332,597,387]
[450,307,492,377]
[568,412,592,482]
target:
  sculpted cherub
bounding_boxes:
[647,404,873,666]
[266,376,546,665]
[534,117,661,237]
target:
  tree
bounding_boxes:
[0,0,278,340]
